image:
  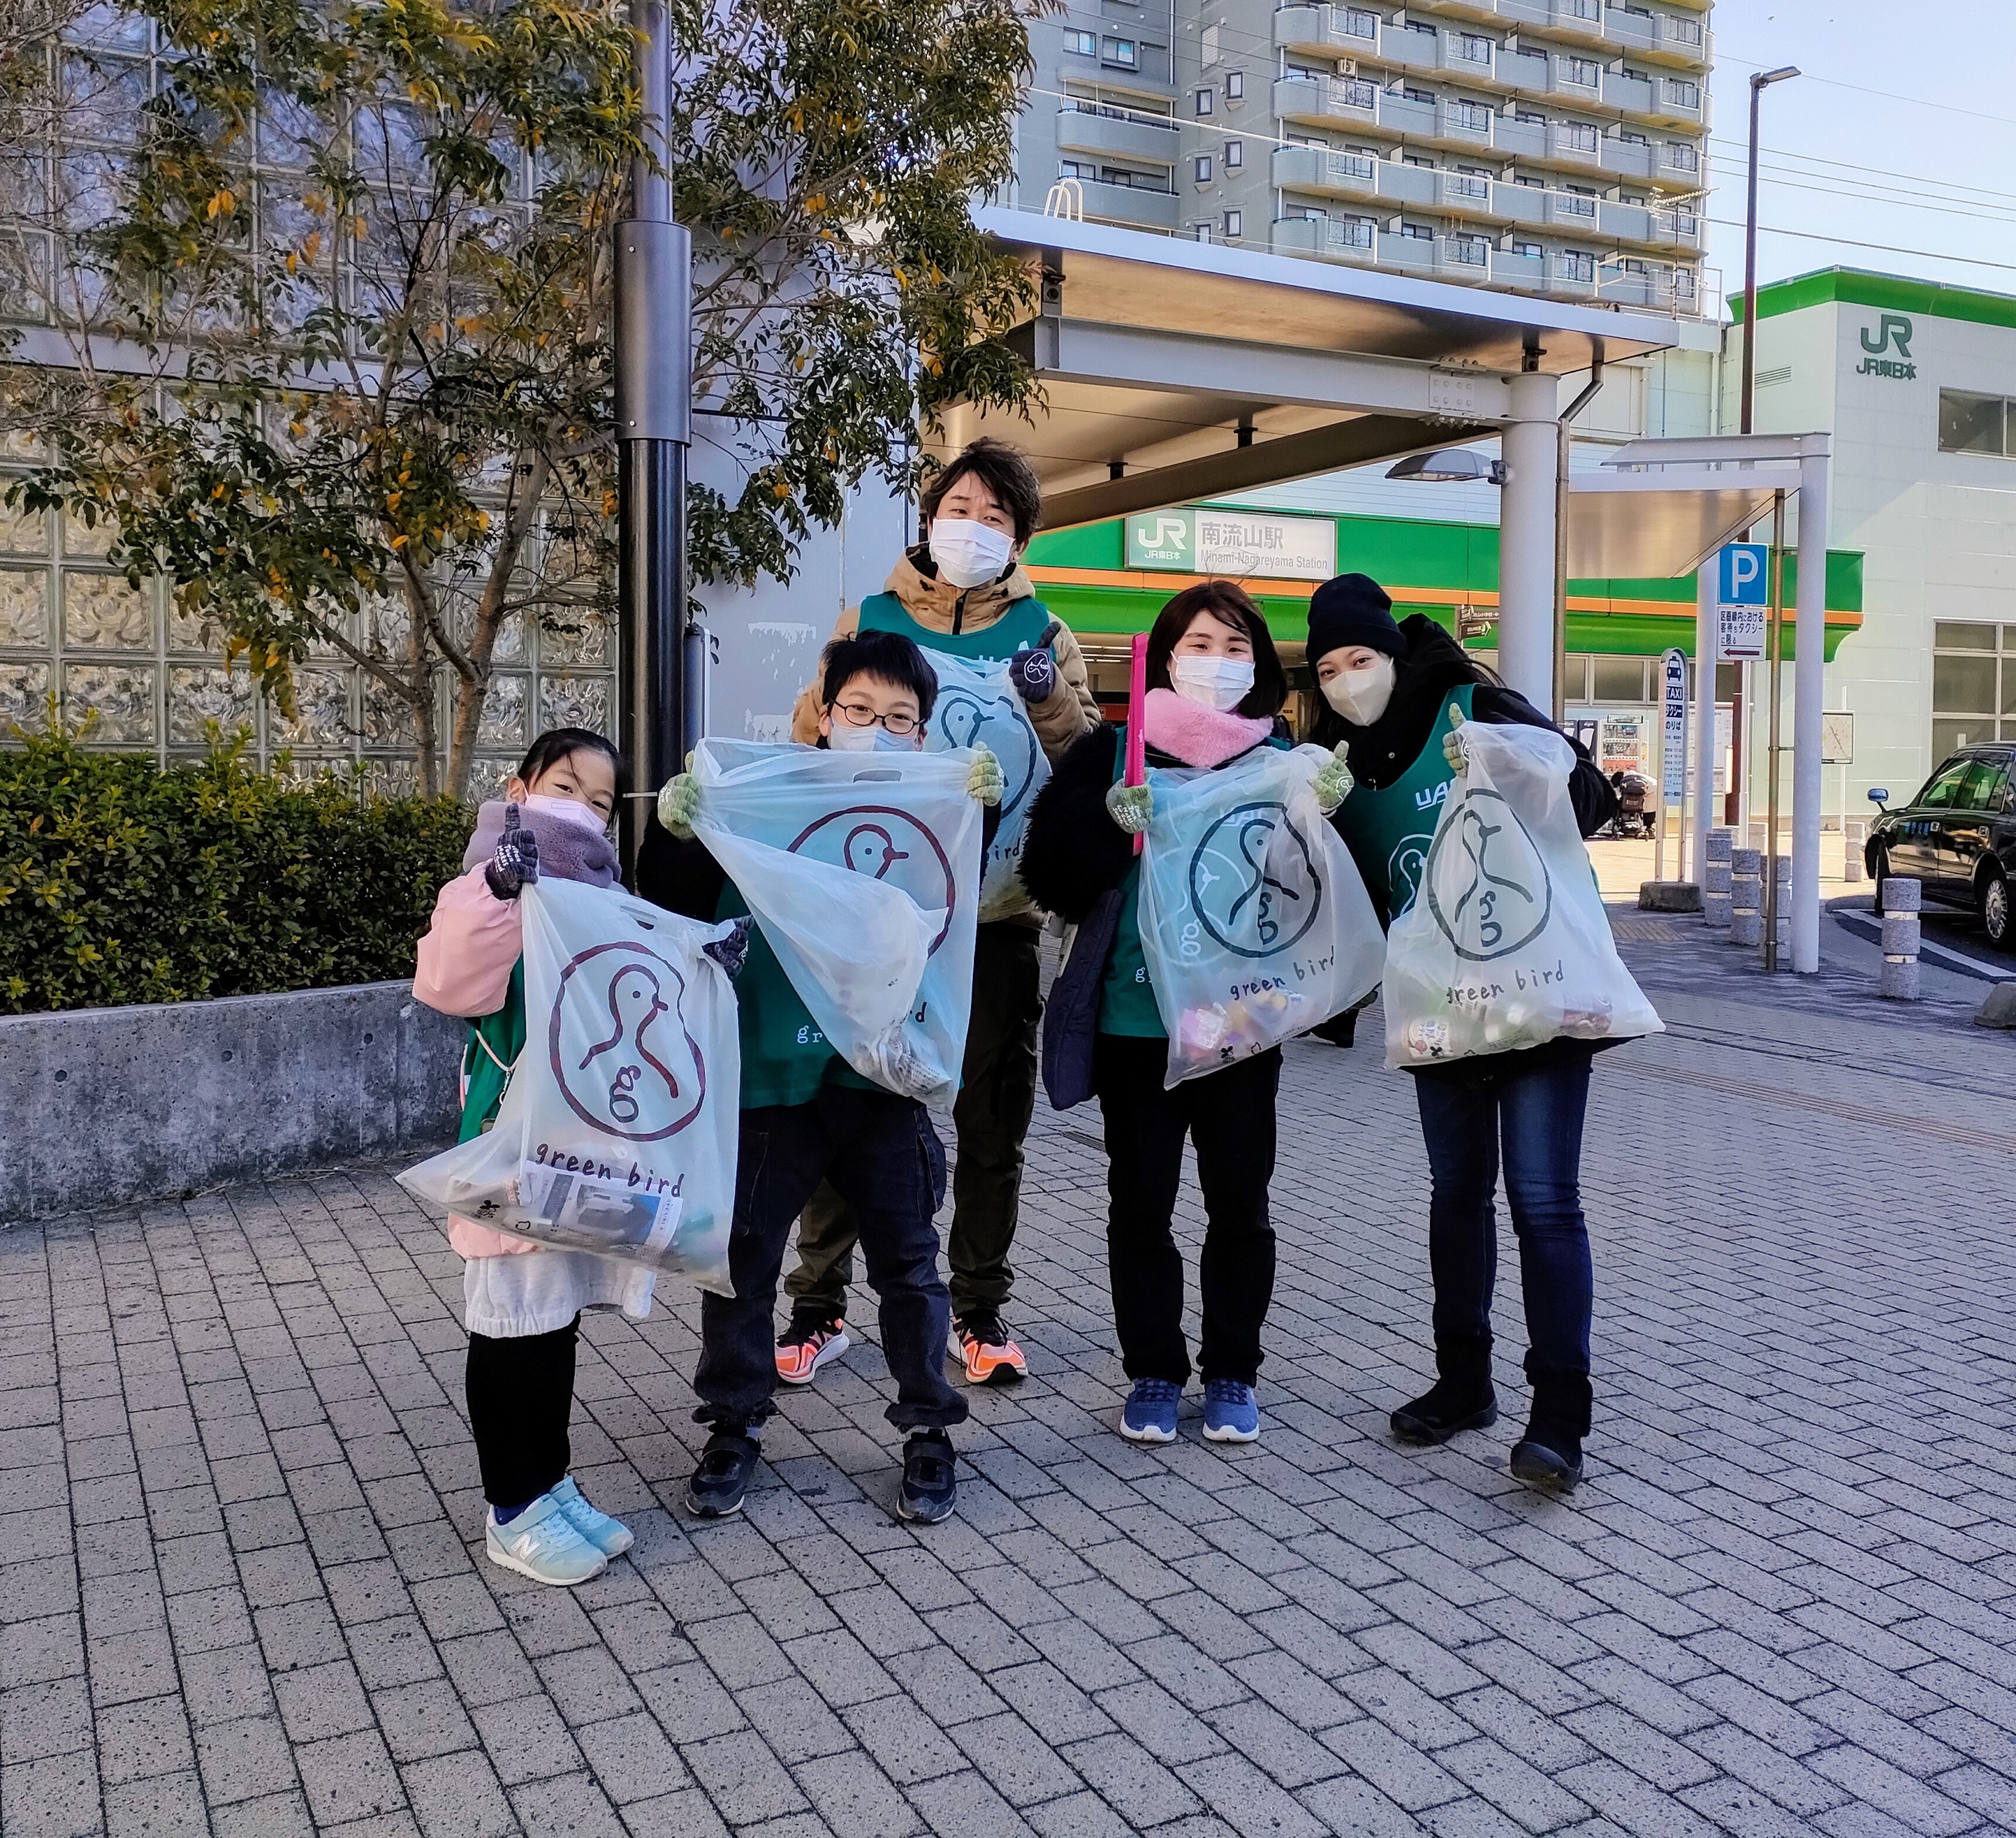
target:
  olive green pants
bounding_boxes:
[785,922,1042,1324]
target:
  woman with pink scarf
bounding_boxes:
[1020,583,1349,1450]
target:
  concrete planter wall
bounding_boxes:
[1,982,467,1223]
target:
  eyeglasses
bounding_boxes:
[829,701,921,738]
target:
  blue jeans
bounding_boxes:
[1413,1052,1593,1399]
[694,1084,968,1434]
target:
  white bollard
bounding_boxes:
[1880,876,1921,1000]
[1769,854,1792,967]
[1844,819,1865,885]
[1703,829,1733,930]
[1730,847,1762,947]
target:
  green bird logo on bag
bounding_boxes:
[1424,792,1553,962]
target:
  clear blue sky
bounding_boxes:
[1708,1,2016,302]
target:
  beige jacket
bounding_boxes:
[788,550,1099,762]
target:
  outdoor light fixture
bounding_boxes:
[1386,449,1506,484]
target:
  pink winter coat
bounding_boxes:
[413,867,538,1259]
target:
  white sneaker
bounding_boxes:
[551,1476,633,1558]
[485,1492,608,1586]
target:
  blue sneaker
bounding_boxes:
[1120,1379,1182,1443]
[1203,1380,1260,1443]
[550,1477,633,1558]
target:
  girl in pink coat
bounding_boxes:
[413,728,639,1586]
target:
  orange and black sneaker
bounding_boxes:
[952,1314,1028,1387]
[775,1313,849,1386]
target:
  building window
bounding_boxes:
[1666,78,1700,107]
[1512,239,1542,258]
[1620,131,1648,146]
[1064,29,1096,56]
[1194,154,1213,183]
[1403,86,1435,105]
[1451,99,1492,131]
[1223,208,1243,237]
[1195,87,1214,116]
[1516,109,1545,124]
[1199,23,1218,65]
[1059,160,1095,181]
[1401,221,1432,239]
[1593,657,1648,703]
[1225,139,1243,169]
[1406,18,1436,35]
[1940,392,2010,456]
[1455,31,1492,64]
[1337,7,1376,39]
[1102,36,1136,66]
[1564,56,1599,87]
[1192,222,1213,242]
[1558,249,1595,281]
[1930,623,2016,758]
[1336,217,1375,248]
[1225,69,1243,99]
[1664,142,1700,172]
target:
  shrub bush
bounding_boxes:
[0,728,475,1013]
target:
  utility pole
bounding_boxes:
[1731,64,1799,832]
[616,0,695,880]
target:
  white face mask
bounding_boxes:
[522,791,609,834]
[928,517,1016,591]
[826,722,918,754]
[1169,654,1256,712]
[1321,654,1398,726]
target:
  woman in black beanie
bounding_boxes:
[1309,573,1617,1493]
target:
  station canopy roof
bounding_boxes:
[937,209,1716,535]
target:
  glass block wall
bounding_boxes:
[0,485,617,801]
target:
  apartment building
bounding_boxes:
[1018,0,1710,315]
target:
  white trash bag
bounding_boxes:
[688,738,984,1110]
[921,650,1051,922]
[1137,744,1385,1088]
[398,876,743,1294]
[1384,720,1664,1069]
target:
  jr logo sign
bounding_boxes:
[1856,314,1917,380]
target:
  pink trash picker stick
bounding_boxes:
[1125,631,1148,857]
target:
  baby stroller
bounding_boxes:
[1606,770,1655,839]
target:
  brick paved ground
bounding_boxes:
[7,912,2016,1837]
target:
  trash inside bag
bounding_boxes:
[398,877,742,1294]
[921,650,1051,922]
[1383,721,1664,1068]
[1136,744,1385,1088]
[688,739,983,1110]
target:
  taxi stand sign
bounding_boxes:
[1660,647,1688,804]
[1716,540,1769,661]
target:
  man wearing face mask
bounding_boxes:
[780,439,1099,1391]
[1306,572,1618,1497]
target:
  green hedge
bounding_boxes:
[0,730,476,1014]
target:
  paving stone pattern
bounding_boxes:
[6,920,2016,1836]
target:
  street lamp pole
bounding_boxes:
[616,0,695,880]
[1731,63,1799,833]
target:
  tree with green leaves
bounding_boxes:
[2,0,1041,795]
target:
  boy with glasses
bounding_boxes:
[642,631,1002,1523]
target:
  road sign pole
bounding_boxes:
[1691,562,1714,888]
[1792,439,1831,973]
[1762,491,1786,971]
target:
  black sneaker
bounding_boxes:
[896,1431,957,1525]
[684,1429,761,1518]
[1510,1425,1584,1494]
[1391,1379,1499,1446]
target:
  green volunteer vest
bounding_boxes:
[857,590,1052,663]
[712,881,877,1111]
[1329,684,1473,928]
[458,960,526,1142]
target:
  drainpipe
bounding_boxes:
[1551,344,1605,725]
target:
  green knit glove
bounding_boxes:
[966,743,1004,807]
[1441,705,1469,776]
[1105,780,1153,836]
[1313,743,1354,815]
[657,770,701,839]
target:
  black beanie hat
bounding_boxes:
[1307,573,1404,663]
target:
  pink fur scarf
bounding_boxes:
[1140,687,1273,768]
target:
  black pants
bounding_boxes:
[467,1315,579,1511]
[696,1084,969,1434]
[787,922,1042,1321]
[1093,1034,1280,1387]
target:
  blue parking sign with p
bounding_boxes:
[1718,543,1767,606]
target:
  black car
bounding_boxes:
[1866,743,2016,946]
